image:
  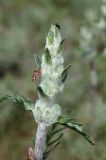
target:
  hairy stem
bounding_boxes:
[34,123,48,160]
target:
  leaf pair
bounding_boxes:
[35,48,52,66]
[44,39,66,65]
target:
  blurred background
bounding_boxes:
[0,0,106,159]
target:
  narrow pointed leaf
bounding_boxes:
[46,125,56,144]
[35,55,41,67]
[57,117,95,145]
[47,133,63,146]
[48,29,54,44]
[57,38,65,54]
[43,141,60,160]
[51,123,58,131]
[55,23,61,29]
[0,94,34,111]
[51,127,66,136]
[45,124,64,159]
[58,116,83,126]
[37,86,48,97]
[61,64,72,83]
[46,124,62,144]
[44,48,52,64]
[32,139,35,149]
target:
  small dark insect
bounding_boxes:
[32,69,41,81]
[55,23,61,29]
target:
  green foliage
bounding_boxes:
[61,64,72,83]
[37,86,48,97]
[44,48,52,64]
[42,115,94,159]
[57,116,95,145]
[35,55,41,68]
[0,94,34,111]
[57,38,65,54]
[43,124,65,160]
[48,30,54,45]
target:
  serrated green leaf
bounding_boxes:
[57,38,65,54]
[37,86,48,97]
[35,55,41,67]
[61,64,72,83]
[57,116,95,145]
[0,94,34,111]
[44,48,52,64]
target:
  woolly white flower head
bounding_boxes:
[33,99,61,126]
[33,25,67,125]
[40,25,65,97]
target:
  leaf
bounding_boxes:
[32,139,35,149]
[55,23,61,29]
[46,123,63,143]
[44,48,52,64]
[51,126,66,136]
[37,86,48,97]
[47,133,63,146]
[35,55,41,67]
[57,116,95,145]
[46,123,58,144]
[58,116,82,125]
[48,29,54,44]
[61,64,72,83]
[57,38,65,54]
[51,123,58,131]
[47,124,66,141]
[0,94,34,111]
[46,124,65,145]
[44,123,64,160]
[43,141,60,160]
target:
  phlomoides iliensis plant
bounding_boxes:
[0,24,94,160]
